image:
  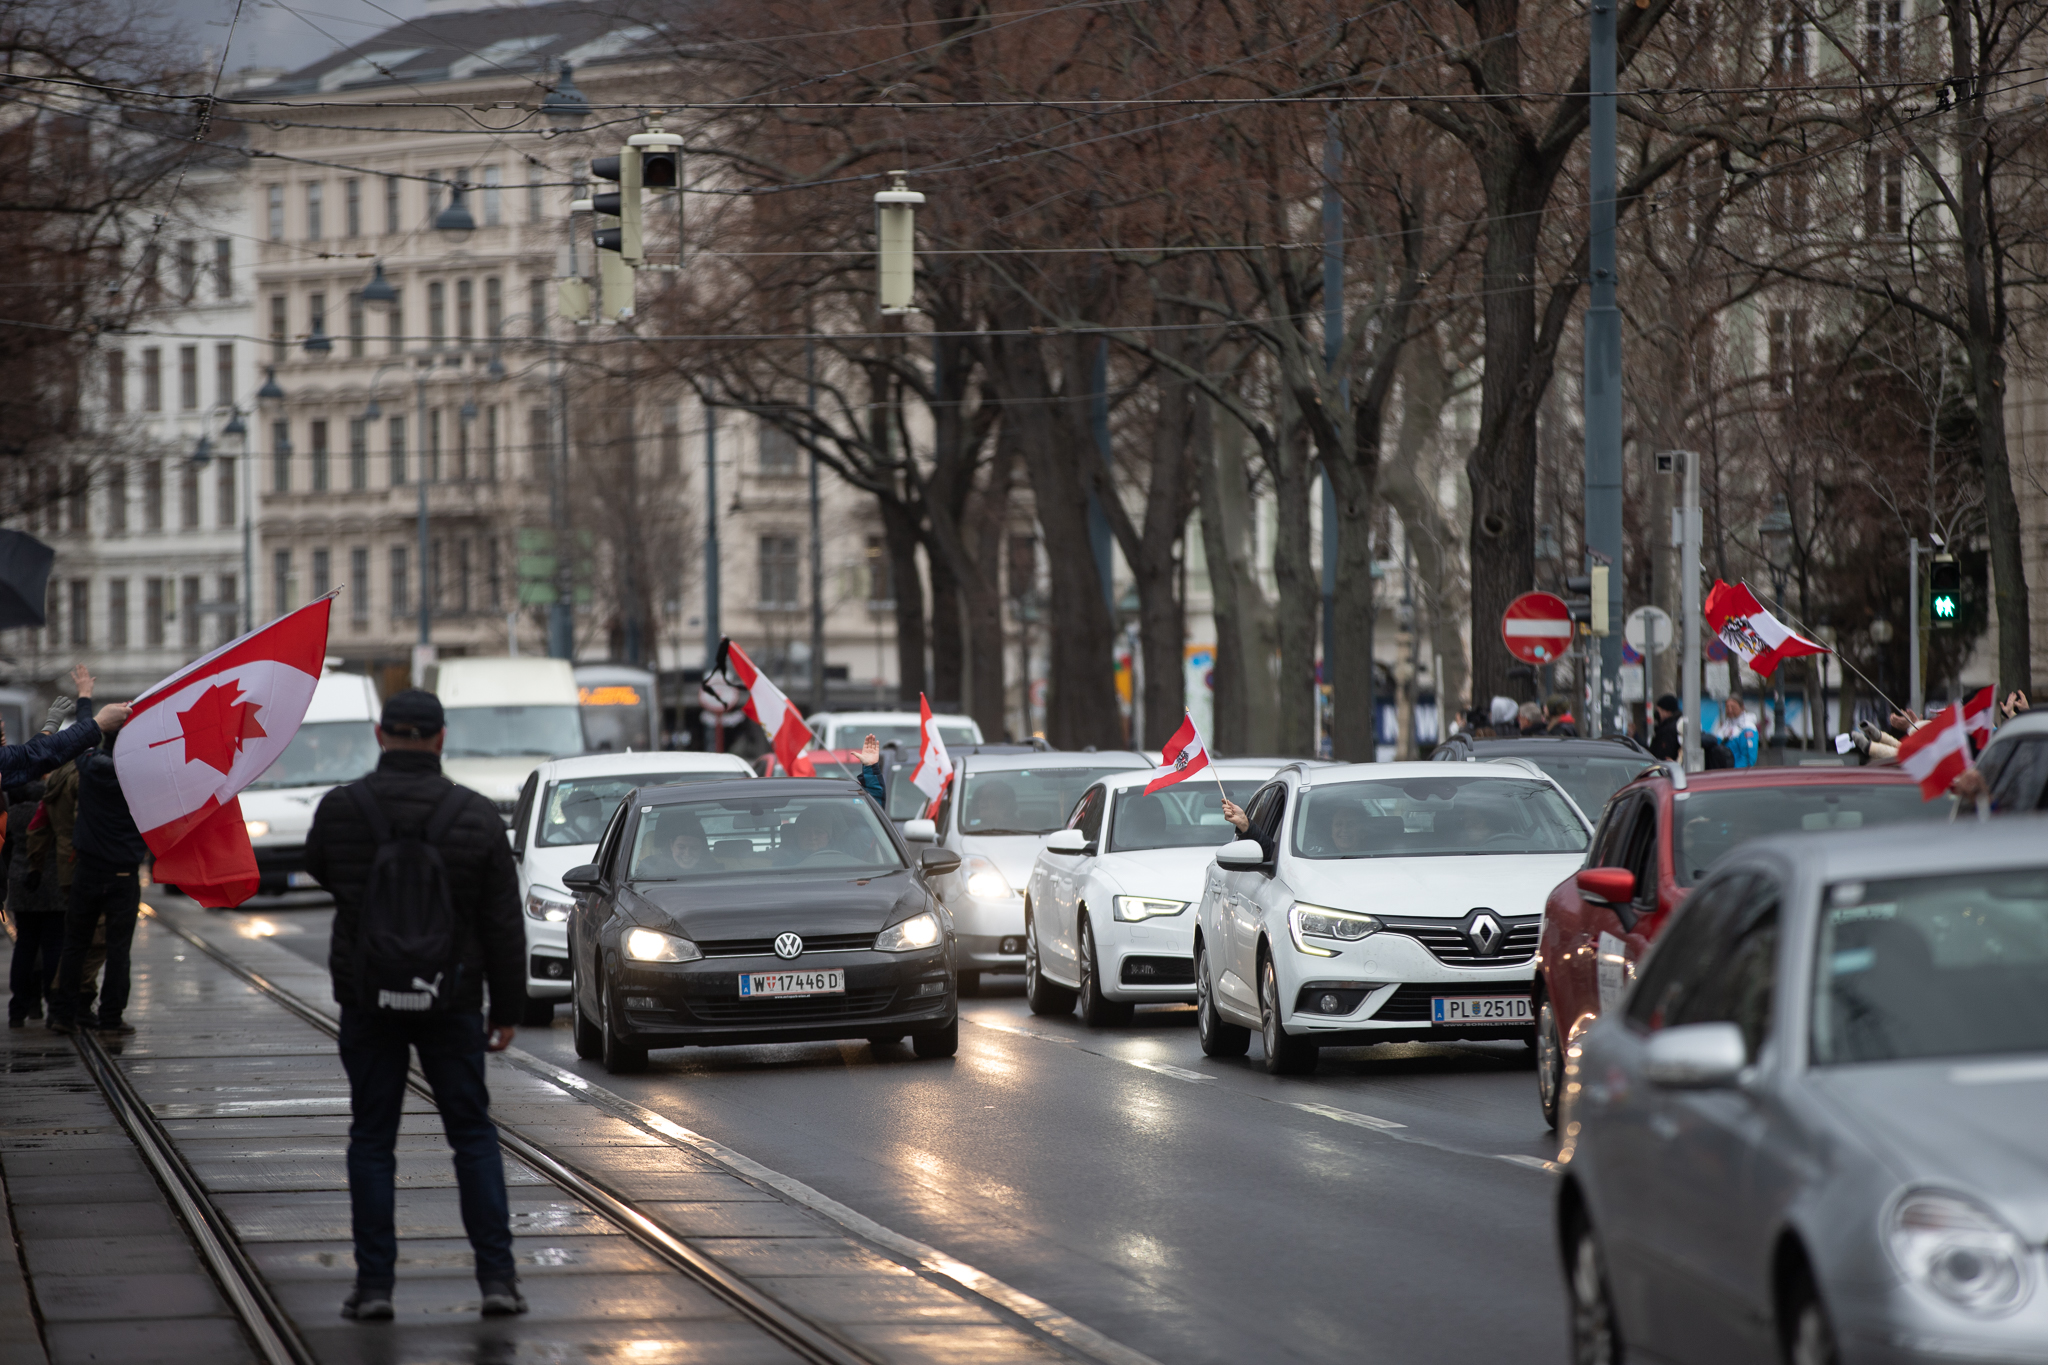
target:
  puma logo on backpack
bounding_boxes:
[346,782,470,1013]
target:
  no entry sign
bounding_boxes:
[1502,592,1574,664]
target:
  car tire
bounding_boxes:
[1782,1266,1839,1365]
[1259,956,1317,1076]
[1077,917,1134,1028]
[958,971,981,997]
[1196,941,1250,1058]
[911,1017,959,1059]
[1024,913,1077,1016]
[521,996,556,1028]
[1565,1208,1625,1365]
[1537,989,1566,1130]
[572,995,602,1060]
[599,979,647,1075]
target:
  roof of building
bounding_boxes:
[264,1,660,97]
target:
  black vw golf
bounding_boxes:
[564,777,963,1072]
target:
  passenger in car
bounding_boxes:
[636,826,711,879]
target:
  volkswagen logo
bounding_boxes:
[1466,911,1504,958]
[773,933,804,960]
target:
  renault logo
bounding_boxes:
[1467,911,1504,957]
[774,933,804,960]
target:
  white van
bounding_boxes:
[243,669,382,896]
[429,657,586,819]
[807,709,983,755]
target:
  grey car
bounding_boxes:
[1557,820,2048,1365]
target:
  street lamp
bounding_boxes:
[434,184,476,236]
[1759,493,1795,764]
[256,368,285,403]
[303,324,332,357]
[541,62,591,131]
[360,261,399,306]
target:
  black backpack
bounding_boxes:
[345,781,471,1013]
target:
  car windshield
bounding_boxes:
[835,723,977,754]
[538,773,735,847]
[1813,869,2048,1065]
[961,766,1135,836]
[246,720,379,790]
[1518,754,1647,821]
[1673,785,1944,885]
[443,705,586,759]
[628,795,904,880]
[1291,776,1589,858]
[1108,781,1267,852]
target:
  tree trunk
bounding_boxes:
[1133,348,1203,749]
[1325,450,1377,760]
[1198,412,1276,755]
[1270,411,1317,756]
[1383,350,1470,722]
[877,495,926,705]
[928,549,963,711]
[960,453,1012,739]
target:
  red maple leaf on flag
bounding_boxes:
[168,682,267,774]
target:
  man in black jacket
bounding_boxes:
[48,692,145,1037]
[1648,694,1683,762]
[303,689,528,1323]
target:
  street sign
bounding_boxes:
[1625,605,1674,655]
[1502,592,1574,664]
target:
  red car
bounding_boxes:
[753,748,864,779]
[1533,763,1949,1126]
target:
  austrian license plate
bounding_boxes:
[287,872,320,889]
[738,969,845,999]
[1432,995,1532,1025]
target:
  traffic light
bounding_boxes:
[1930,554,1960,629]
[1564,575,1593,631]
[590,147,642,263]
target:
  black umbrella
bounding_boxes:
[0,529,55,629]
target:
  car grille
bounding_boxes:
[696,932,878,958]
[1372,983,1533,1024]
[1380,915,1540,967]
[687,988,900,1024]
[1120,955,1195,985]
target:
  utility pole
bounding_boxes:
[1582,0,1626,739]
[413,361,433,685]
[1672,452,1703,771]
[1908,537,1923,715]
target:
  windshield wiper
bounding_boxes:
[966,828,1042,837]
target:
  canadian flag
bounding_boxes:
[715,638,813,778]
[1144,713,1213,794]
[1704,580,1829,678]
[1896,698,1974,800]
[115,599,333,907]
[907,693,952,804]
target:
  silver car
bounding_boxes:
[1558,820,2048,1365]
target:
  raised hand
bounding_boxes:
[861,733,881,767]
[1220,797,1249,832]
[70,663,93,699]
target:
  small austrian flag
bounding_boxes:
[1963,685,1996,743]
[1896,701,1973,801]
[1703,580,1830,678]
[1144,713,1212,794]
[716,638,814,778]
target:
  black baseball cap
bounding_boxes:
[380,689,444,738]
[1656,693,1681,714]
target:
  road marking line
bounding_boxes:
[1288,1101,1405,1130]
[1126,1059,1217,1082]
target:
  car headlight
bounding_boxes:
[525,887,573,923]
[622,928,702,964]
[963,856,1013,900]
[244,820,270,839]
[1887,1191,2033,1315]
[876,911,942,952]
[1287,903,1381,957]
[1114,895,1187,922]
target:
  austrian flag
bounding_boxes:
[715,638,814,778]
[115,598,334,907]
[1144,713,1213,794]
[1896,698,1974,801]
[1703,580,1829,678]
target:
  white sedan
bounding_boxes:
[1023,764,1281,1025]
[1195,761,1592,1075]
[509,750,754,1022]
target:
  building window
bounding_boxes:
[218,576,237,641]
[487,536,502,609]
[139,243,160,304]
[426,171,442,222]
[44,580,57,649]
[273,550,293,617]
[145,577,164,647]
[181,574,201,648]
[178,345,199,410]
[384,175,401,235]
[305,182,324,240]
[310,419,329,492]
[388,416,407,485]
[65,464,86,533]
[67,579,88,647]
[175,240,197,300]
[180,462,199,529]
[267,183,284,240]
[429,538,442,609]
[105,352,125,415]
[866,534,892,609]
[107,464,127,535]
[529,278,546,334]
[482,164,501,226]
[1770,0,1807,77]
[427,409,441,482]
[107,578,128,649]
[350,549,369,624]
[309,292,327,344]
[390,546,409,616]
[311,547,330,600]
[484,277,502,337]
[456,538,472,614]
[386,287,404,355]
[1865,152,1906,237]
[215,342,234,408]
[758,534,800,610]
[143,460,163,531]
[526,167,542,224]
[456,408,470,481]
[484,406,499,481]
[142,348,162,412]
[349,418,368,489]
[270,295,287,361]
[1866,0,1903,78]
[456,278,473,344]
[659,404,680,476]
[758,420,800,476]
[213,238,232,298]
[272,420,291,492]
[528,407,549,481]
[216,457,235,527]
[344,178,361,237]
[427,281,445,345]
[347,293,365,358]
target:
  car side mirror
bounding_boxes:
[902,818,937,844]
[1644,1022,1749,1089]
[1215,838,1266,872]
[1045,829,1089,855]
[1575,867,1637,906]
[918,847,961,877]
[562,863,602,894]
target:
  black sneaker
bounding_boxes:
[341,1288,393,1321]
[46,1018,76,1036]
[7,1017,22,1030]
[478,1281,527,1316]
[96,1020,136,1036]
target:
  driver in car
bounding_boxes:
[777,806,842,865]
[968,780,1019,832]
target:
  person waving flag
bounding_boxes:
[1145,712,1217,795]
[906,693,953,813]
[1896,697,1975,800]
[714,638,814,777]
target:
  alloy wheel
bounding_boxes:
[1537,997,1564,1128]
[1786,1285,1839,1365]
[1568,1221,1621,1365]
[1196,942,1250,1058]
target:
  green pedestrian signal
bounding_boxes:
[1929,554,1960,630]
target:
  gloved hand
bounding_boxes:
[42,696,74,733]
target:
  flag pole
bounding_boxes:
[1742,580,1907,719]
[1189,710,1226,802]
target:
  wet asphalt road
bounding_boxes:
[215,897,1568,1365]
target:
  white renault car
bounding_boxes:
[509,750,754,1022]
[905,749,1147,992]
[1194,761,1592,1074]
[1024,762,1283,1025]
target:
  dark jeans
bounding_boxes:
[7,913,60,1020]
[337,1008,514,1291]
[52,857,139,1027]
